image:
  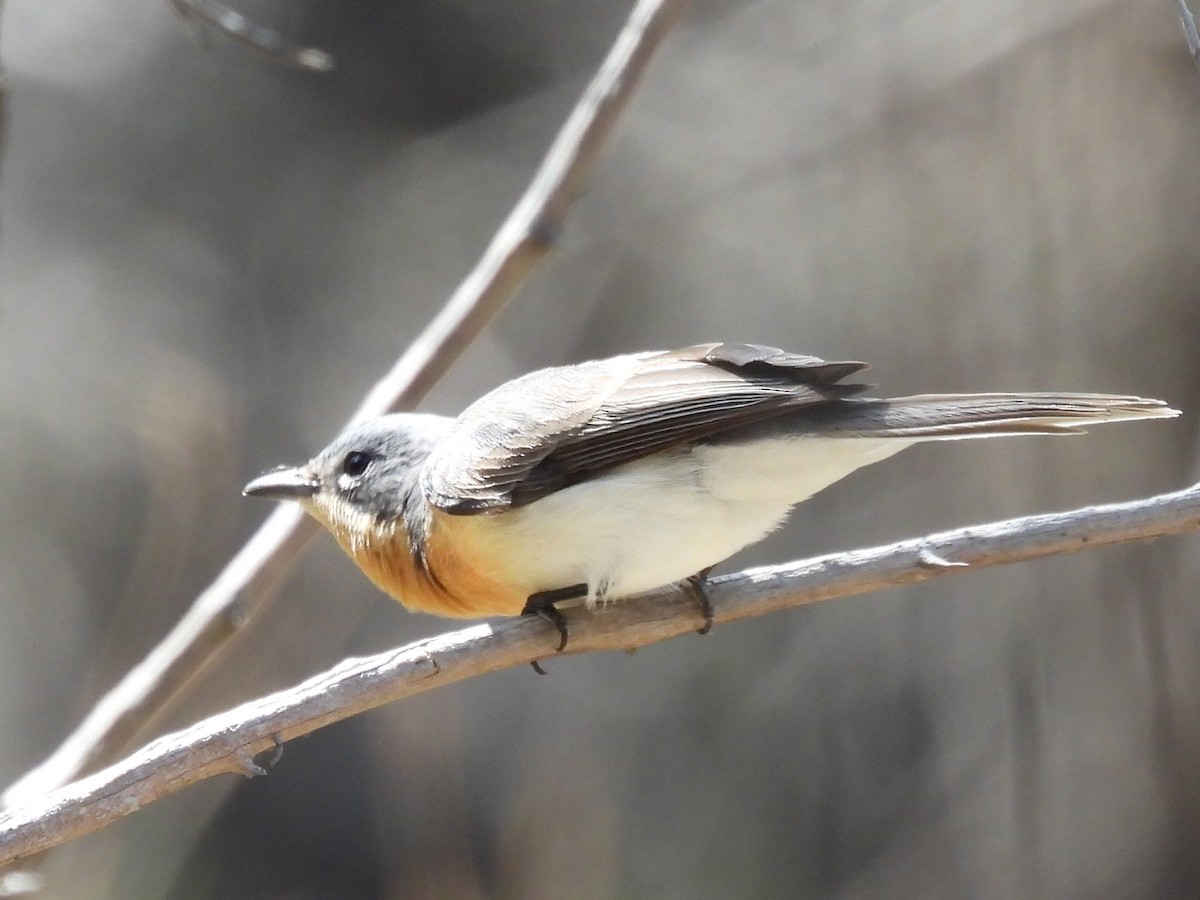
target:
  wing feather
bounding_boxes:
[422,343,870,512]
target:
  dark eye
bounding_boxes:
[342,450,372,477]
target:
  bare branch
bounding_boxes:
[0,481,1196,865]
[168,0,335,71]
[2,0,692,807]
[353,0,691,418]
[1178,0,1200,68]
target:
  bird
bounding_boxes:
[244,342,1178,647]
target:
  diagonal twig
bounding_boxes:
[2,0,693,808]
[1178,0,1200,68]
[168,0,335,71]
[0,481,1197,865]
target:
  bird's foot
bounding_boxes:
[683,568,715,635]
[523,584,587,673]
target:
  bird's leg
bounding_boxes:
[523,584,587,673]
[523,583,587,650]
[683,567,715,635]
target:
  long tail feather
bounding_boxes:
[812,393,1179,439]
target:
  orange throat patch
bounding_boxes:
[327,510,529,619]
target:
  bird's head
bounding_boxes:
[243,413,452,549]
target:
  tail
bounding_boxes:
[700,392,1177,506]
[811,393,1180,439]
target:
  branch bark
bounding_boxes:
[0,481,1196,866]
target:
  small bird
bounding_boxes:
[244,343,1178,644]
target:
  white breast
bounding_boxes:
[482,436,913,604]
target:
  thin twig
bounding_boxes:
[1178,0,1200,67]
[168,0,335,71]
[0,481,1196,865]
[2,0,692,808]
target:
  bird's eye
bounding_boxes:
[342,451,372,477]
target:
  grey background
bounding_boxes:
[1,0,1198,897]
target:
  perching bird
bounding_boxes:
[244,343,1178,643]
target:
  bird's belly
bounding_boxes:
[460,454,796,603]
[448,436,916,605]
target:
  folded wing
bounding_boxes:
[422,342,871,512]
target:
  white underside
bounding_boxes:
[482,436,915,604]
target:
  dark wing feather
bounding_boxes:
[422,342,870,513]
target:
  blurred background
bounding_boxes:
[1,0,1198,896]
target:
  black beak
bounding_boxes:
[243,466,319,500]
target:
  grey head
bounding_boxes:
[243,413,455,527]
